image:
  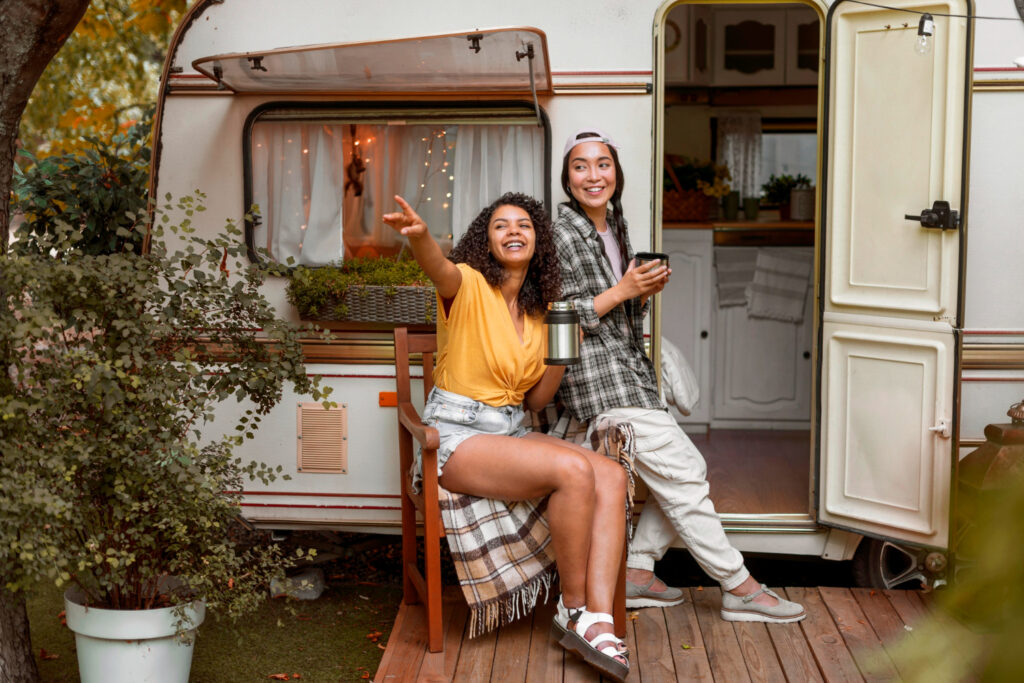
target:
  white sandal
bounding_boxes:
[551,595,629,682]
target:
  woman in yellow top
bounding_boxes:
[384,192,629,682]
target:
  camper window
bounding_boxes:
[246,108,546,266]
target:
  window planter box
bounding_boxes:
[296,284,437,325]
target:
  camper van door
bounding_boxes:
[816,0,970,550]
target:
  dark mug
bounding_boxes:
[634,251,669,270]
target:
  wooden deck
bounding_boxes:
[375,585,984,682]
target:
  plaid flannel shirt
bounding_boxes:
[553,203,664,421]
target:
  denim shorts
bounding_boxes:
[411,387,527,492]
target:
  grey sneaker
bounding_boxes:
[720,585,806,623]
[625,575,685,608]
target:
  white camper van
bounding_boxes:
[151,0,1024,590]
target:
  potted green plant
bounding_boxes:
[0,192,327,682]
[287,256,436,325]
[663,154,731,221]
[760,173,812,220]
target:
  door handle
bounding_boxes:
[928,419,951,439]
[905,200,958,230]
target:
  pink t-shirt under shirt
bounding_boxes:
[597,227,624,281]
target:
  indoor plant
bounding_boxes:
[0,192,327,681]
[663,154,731,221]
[760,173,812,220]
[287,256,436,324]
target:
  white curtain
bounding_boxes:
[717,112,762,200]
[251,123,345,266]
[251,121,544,264]
[451,126,545,242]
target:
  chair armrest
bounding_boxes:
[398,402,440,450]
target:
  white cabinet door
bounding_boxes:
[712,9,785,86]
[661,231,713,424]
[711,250,813,424]
[817,0,970,550]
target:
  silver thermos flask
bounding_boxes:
[544,301,580,366]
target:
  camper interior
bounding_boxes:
[659,2,821,521]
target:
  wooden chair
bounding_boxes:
[393,326,627,654]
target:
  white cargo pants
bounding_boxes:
[595,407,750,591]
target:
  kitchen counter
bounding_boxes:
[664,220,815,246]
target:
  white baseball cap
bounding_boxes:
[562,128,621,159]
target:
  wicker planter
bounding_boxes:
[663,189,717,222]
[298,285,436,324]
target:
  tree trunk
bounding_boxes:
[0,0,91,253]
[0,589,39,683]
[0,4,91,682]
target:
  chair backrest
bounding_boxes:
[393,326,437,405]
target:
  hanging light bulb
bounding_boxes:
[915,13,934,56]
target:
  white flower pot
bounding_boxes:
[64,587,205,683]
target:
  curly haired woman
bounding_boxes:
[384,192,630,682]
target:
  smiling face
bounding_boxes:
[566,141,617,218]
[487,204,535,269]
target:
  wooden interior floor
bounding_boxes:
[691,429,811,514]
[375,585,985,682]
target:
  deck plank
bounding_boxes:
[374,586,967,683]
[788,586,864,682]
[692,586,752,683]
[490,607,534,682]
[450,621,498,682]
[374,601,428,683]
[819,586,900,682]
[852,587,921,681]
[418,591,469,682]
[632,605,676,682]
[525,598,563,683]
[733,618,787,683]
[767,589,824,683]
[663,589,714,681]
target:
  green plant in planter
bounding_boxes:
[0,192,329,626]
[760,173,812,206]
[287,257,435,322]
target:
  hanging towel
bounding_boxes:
[746,247,813,323]
[714,247,758,307]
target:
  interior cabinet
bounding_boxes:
[712,9,785,86]
[661,230,713,425]
[710,247,813,425]
[664,5,712,85]
[711,7,820,86]
[785,8,821,85]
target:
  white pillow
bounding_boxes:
[660,337,700,416]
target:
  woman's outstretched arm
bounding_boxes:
[383,195,461,299]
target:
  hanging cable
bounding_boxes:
[846,0,1020,21]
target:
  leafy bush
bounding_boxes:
[10,112,152,256]
[0,192,329,621]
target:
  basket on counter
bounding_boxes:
[663,189,717,222]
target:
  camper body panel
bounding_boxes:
[152,0,1024,568]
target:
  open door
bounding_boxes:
[817,0,971,549]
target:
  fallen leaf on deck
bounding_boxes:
[697,586,703,591]
[904,625,913,631]
[377,643,386,650]
[680,643,691,650]
[292,675,302,679]
[268,675,290,680]
[39,648,58,660]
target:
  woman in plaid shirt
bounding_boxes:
[553,129,806,624]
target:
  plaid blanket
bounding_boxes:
[437,407,636,638]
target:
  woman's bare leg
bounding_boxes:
[439,434,596,608]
